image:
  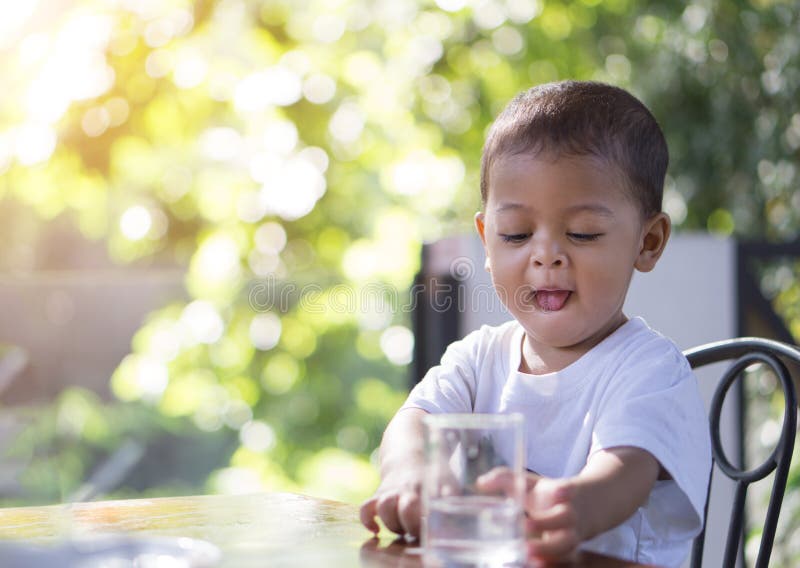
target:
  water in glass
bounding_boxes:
[424,494,525,567]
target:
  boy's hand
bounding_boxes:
[524,476,581,561]
[360,408,429,539]
[476,469,582,561]
[359,468,423,538]
[523,447,660,562]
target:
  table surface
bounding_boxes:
[0,492,655,567]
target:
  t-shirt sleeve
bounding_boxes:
[589,347,712,540]
[401,327,489,414]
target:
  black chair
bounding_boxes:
[684,338,800,568]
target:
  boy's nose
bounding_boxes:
[532,256,564,268]
[530,240,566,268]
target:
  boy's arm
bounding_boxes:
[359,407,428,538]
[526,446,660,559]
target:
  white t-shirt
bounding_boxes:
[403,317,711,568]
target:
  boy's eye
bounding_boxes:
[567,232,602,242]
[499,233,531,243]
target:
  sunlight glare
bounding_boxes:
[0,2,39,49]
[14,123,56,165]
[18,33,50,67]
[55,13,115,102]
[26,71,71,124]
[120,205,153,240]
[68,52,116,101]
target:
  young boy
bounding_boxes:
[360,81,712,567]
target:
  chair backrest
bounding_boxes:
[684,337,800,568]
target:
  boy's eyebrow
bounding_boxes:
[564,204,616,217]
[494,202,616,217]
[494,202,527,213]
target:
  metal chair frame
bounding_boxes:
[684,337,800,568]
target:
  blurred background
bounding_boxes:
[0,0,798,563]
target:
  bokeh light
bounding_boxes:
[234,66,303,113]
[240,420,276,452]
[379,325,414,366]
[249,313,282,351]
[260,155,327,220]
[180,300,225,345]
[14,123,56,165]
[0,3,39,49]
[119,205,153,240]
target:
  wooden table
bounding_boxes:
[0,493,654,567]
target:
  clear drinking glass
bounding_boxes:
[422,413,526,568]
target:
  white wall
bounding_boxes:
[625,232,736,349]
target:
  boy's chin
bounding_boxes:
[522,324,581,347]
[521,318,609,348]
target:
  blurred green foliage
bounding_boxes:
[1,0,799,563]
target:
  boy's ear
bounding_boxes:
[474,212,491,272]
[474,212,487,244]
[635,212,671,273]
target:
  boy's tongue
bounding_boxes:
[535,290,570,311]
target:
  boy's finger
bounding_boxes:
[376,494,404,535]
[526,479,572,512]
[526,503,574,533]
[397,491,422,538]
[475,466,513,493]
[524,471,543,492]
[527,528,580,559]
[359,498,380,534]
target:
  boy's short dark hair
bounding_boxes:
[480,81,668,218]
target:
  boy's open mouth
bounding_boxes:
[533,289,571,312]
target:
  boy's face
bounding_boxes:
[475,154,669,359]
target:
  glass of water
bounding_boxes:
[422,413,526,567]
